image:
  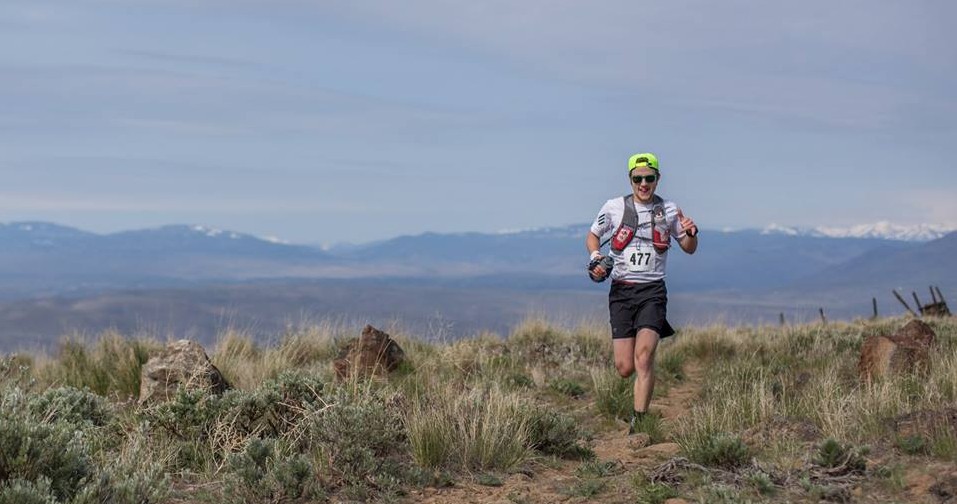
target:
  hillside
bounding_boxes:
[2,316,955,503]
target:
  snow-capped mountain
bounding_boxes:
[761,222,955,242]
[0,221,301,251]
[499,221,956,243]
[0,221,331,297]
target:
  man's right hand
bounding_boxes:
[588,255,613,282]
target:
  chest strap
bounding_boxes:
[610,194,663,253]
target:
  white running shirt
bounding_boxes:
[590,196,686,283]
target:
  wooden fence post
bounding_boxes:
[892,290,918,317]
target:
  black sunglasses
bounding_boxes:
[631,174,658,184]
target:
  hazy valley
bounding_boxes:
[0,221,953,350]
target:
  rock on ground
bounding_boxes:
[138,339,230,404]
[858,319,937,381]
[333,325,406,380]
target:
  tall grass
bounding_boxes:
[405,384,531,470]
[590,366,632,420]
[3,315,955,501]
[673,317,957,467]
[34,331,158,397]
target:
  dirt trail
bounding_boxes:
[411,363,705,504]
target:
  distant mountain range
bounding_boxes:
[0,220,953,349]
[0,220,939,293]
[0,221,332,298]
[758,221,955,241]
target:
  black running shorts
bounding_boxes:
[608,279,675,339]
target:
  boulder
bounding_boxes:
[333,325,406,380]
[858,319,937,381]
[139,339,230,404]
[895,319,938,348]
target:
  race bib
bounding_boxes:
[626,243,655,272]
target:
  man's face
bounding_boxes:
[630,166,659,203]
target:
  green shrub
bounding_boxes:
[549,378,585,398]
[562,479,605,497]
[575,459,619,478]
[526,408,592,459]
[0,415,92,501]
[225,371,327,438]
[813,439,866,473]
[140,387,221,442]
[747,471,776,496]
[142,371,326,442]
[223,439,323,504]
[504,372,535,390]
[403,466,454,489]
[306,386,408,497]
[0,478,58,504]
[28,387,113,427]
[896,435,928,455]
[636,482,678,504]
[474,473,503,487]
[139,371,330,473]
[74,454,169,504]
[686,433,751,470]
[706,483,745,503]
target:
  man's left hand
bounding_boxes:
[677,209,698,237]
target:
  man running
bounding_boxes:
[586,152,698,434]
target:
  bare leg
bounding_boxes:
[612,337,636,378]
[633,328,660,412]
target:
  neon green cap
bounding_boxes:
[628,152,659,172]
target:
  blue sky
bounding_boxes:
[1,1,954,244]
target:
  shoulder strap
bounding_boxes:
[609,194,663,252]
[621,195,638,229]
[623,194,663,216]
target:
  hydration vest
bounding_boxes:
[609,194,670,253]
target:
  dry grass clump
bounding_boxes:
[405,383,532,470]
[213,322,344,389]
[673,317,957,476]
[509,318,610,368]
[31,330,160,398]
